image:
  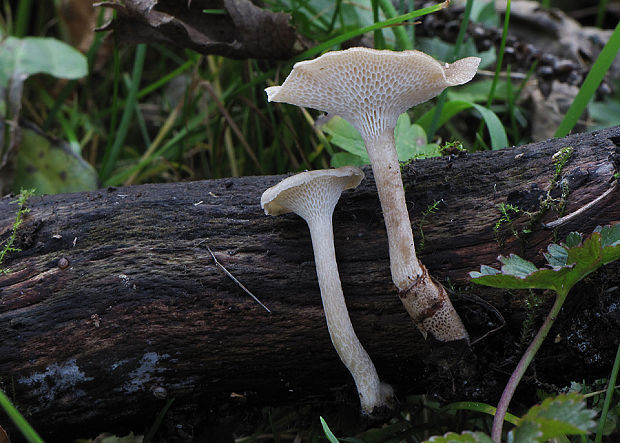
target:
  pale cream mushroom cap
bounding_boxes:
[261,166,365,218]
[265,47,481,139]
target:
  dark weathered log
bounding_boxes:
[1,126,619,441]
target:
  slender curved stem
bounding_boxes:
[306,216,386,414]
[491,291,569,442]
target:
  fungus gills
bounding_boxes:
[261,167,393,415]
[266,48,481,341]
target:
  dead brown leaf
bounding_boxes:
[95,0,310,60]
[0,424,9,443]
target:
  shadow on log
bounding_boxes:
[1,126,619,441]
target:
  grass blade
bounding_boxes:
[294,1,448,62]
[99,44,147,182]
[378,0,413,50]
[594,343,620,443]
[427,0,474,141]
[0,389,44,443]
[442,401,520,425]
[474,0,510,149]
[554,21,620,138]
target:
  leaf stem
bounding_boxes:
[491,290,568,442]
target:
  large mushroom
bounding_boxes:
[266,47,480,342]
[261,166,393,415]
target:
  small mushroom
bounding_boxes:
[261,166,393,415]
[265,48,480,342]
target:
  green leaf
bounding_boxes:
[325,114,440,167]
[330,152,367,168]
[353,421,412,443]
[510,394,597,442]
[589,97,620,129]
[500,254,539,277]
[425,431,494,443]
[322,116,368,163]
[543,243,569,269]
[470,224,620,295]
[13,127,98,194]
[0,36,87,86]
[446,79,509,104]
[597,223,620,252]
[564,231,583,248]
[75,433,144,443]
[416,100,508,150]
[394,114,441,160]
[509,420,543,443]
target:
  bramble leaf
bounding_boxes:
[500,254,538,277]
[564,231,583,248]
[543,243,568,269]
[469,224,620,295]
[509,394,596,442]
[426,431,494,443]
[509,420,543,443]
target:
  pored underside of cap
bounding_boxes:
[261,166,364,218]
[266,47,480,139]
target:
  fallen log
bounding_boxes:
[1,126,619,441]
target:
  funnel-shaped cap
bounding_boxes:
[266,47,480,139]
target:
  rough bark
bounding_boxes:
[1,126,619,441]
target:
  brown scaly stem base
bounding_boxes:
[399,264,470,342]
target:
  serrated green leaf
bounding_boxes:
[469,264,501,279]
[597,223,620,247]
[471,224,620,295]
[512,394,597,442]
[471,267,573,292]
[544,243,569,269]
[564,231,583,248]
[425,431,494,443]
[509,420,543,443]
[500,254,539,278]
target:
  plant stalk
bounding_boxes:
[491,290,568,442]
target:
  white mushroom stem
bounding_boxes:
[364,131,467,341]
[365,130,423,287]
[261,168,392,414]
[306,214,391,414]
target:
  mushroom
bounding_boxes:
[261,166,393,415]
[265,47,480,342]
